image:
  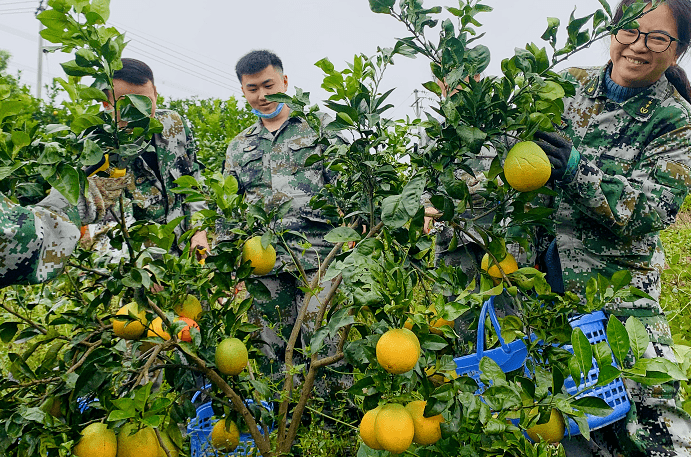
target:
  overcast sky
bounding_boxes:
[2,0,690,119]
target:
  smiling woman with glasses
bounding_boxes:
[614,27,683,52]
[528,0,691,456]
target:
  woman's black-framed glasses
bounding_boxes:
[615,28,680,53]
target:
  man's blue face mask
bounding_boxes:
[252,102,285,119]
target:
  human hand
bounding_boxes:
[348,225,367,249]
[423,207,441,235]
[190,230,210,262]
[533,130,574,182]
[83,174,130,224]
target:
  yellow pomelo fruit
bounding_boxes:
[242,236,276,276]
[147,317,171,340]
[174,294,202,321]
[156,430,179,457]
[117,423,160,457]
[374,403,415,454]
[405,400,444,445]
[503,141,551,192]
[481,252,519,279]
[376,328,421,374]
[113,302,147,340]
[525,408,565,444]
[359,406,384,450]
[73,423,117,457]
[211,418,240,452]
[215,337,249,375]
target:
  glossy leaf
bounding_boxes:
[607,316,630,366]
[324,226,362,243]
[368,0,394,13]
[571,327,593,377]
[625,316,649,360]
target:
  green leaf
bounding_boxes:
[174,175,199,189]
[571,396,613,416]
[79,86,108,102]
[633,358,687,381]
[245,278,271,301]
[626,370,674,386]
[107,409,135,421]
[0,322,19,343]
[324,226,362,243]
[568,355,582,388]
[571,327,593,377]
[592,340,613,369]
[541,17,560,42]
[48,164,81,206]
[36,9,68,30]
[125,94,154,117]
[141,415,163,428]
[82,139,103,166]
[598,0,612,17]
[88,0,110,22]
[382,195,409,228]
[336,112,354,125]
[10,131,30,154]
[369,0,395,14]
[0,101,26,122]
[607,316,630,366]
[479,357,506,385]
[133,382,153,411]
[625,316,649,360]
[71,114,104,133]
[61,60,96,77]
[537,80,565,101]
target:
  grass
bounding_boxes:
[660,195,691,413]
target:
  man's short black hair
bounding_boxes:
[235,50,283,82]
[113,58,155,86]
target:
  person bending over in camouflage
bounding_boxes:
[87,58,209,259]
[0,175,128,287]
[218,50,349,399]
[534,1,691,455]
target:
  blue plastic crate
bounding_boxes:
[563,311,631,434]
[453,297,631,436]
[187,388,273,457]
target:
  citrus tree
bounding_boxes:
[0,0,687,457]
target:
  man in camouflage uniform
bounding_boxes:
[0,175,128,287]
[219,50,347,398]
[88,58,209,258]
[536,64,691,456]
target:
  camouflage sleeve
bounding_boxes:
[223,136,244,189]
[180,114,208,222]
[0,193,80,287]
[561,124,691,237]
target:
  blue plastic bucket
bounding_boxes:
[453,295,528,387]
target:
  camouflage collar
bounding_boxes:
[582,65,669,122]
[244,116,302,138]
[620,74,672,122]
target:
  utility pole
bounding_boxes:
[412,89,421,119]
[411,89,424,145]
[36,0,45,100]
